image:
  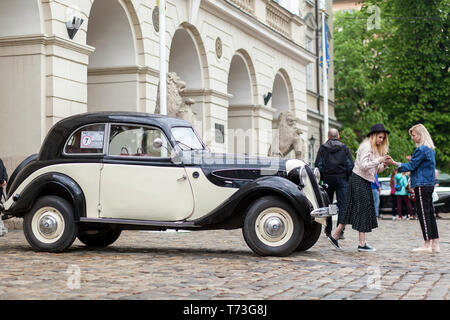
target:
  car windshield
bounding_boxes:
[171,127,204,151]
[437,170,450,187]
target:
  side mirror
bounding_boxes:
[170,150,183,165]
[153,138,163,149]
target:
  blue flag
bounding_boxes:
[320,21,330,78]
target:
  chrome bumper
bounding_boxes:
[310,204,338,218]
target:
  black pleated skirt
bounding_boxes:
[339,173,378,233]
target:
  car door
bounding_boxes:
[99,123,194,221]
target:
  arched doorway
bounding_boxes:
[169,28,203,90]
[269,70,300,158]
[0,0,41,36]
[271,71,291,121]
[86,0,139,112]
[168,25,206,136]
[227,52,255,155]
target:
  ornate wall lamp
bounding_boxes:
[66,16,84,39]
[263,92,272,106]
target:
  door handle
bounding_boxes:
[177,174,187,181]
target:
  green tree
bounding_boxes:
[333,0,450,170]
[361,0,450,170]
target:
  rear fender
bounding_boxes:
[5,172,86,221]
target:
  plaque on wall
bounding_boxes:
[152,7,159,32]
[215,37,223,59]
[215,123,225,143]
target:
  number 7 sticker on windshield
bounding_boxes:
[80,131,104,149]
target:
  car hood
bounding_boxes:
[181,150,288,184]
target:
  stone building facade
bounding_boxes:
[0,0,337,174]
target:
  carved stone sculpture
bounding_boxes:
[268,111,305,159]
[155,72,197,125]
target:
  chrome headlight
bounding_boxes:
[299,167,308,186]
[287,166,308,186]
[313,167,321,183]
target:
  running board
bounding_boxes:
[79,217,198,228]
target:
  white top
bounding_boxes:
[352,141,387,183]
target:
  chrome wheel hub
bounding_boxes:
[255,207,294,247]
[264,217,285,238]
[31,207,65,244]
[39,215,58,236]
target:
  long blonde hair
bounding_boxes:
[409,124,435,149]
[367,132,389,156]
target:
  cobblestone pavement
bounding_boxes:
[0,216,448,300]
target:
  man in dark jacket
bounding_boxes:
[315,129,354,238]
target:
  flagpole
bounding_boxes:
[159,1,167,115]
[320,0,329,139]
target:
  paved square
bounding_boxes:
[0,217,448,300]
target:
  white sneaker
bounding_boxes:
[392,215,398,220]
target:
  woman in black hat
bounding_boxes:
[328,124,390,252]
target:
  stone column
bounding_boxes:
[45,36,95,128]
[184,89,231,154]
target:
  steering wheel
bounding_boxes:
[120,147,129,155]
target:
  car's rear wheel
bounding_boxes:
[77,227,121,247]
[295,221,321,251]
[243,196,304,256]
[23,196,78,253]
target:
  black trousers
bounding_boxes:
[414,186,439,240]
[324,176,348,235]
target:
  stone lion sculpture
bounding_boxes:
[155,72,196,125]
[268,111,305,159]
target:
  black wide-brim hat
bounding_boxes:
[367,123,390,137]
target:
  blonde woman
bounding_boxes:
[386,124,440,253]
[328,124,390,252]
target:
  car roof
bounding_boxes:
[39,112,192,160]
[56,111,192,129]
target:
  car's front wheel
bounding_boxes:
[23,196,78,252]
[296,221,321,251]
[77,227,121,247]
[243,196,304,256]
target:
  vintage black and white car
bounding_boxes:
[1,112,336,256]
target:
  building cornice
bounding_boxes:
[0,34,95,55]
[88,66,160,77]
[202,0,315,65]
[183,88,233,100]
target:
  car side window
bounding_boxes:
[65,124,106,154]
[108,124,172,158]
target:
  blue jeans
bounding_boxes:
[324,176,348,235]
[372,188,380,217]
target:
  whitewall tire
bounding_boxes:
[23,196,78,252]
[243,196,304,256]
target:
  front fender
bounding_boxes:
[194,176,313,227]
[5,172,86,221]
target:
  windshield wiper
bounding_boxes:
[176,140,195,151]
